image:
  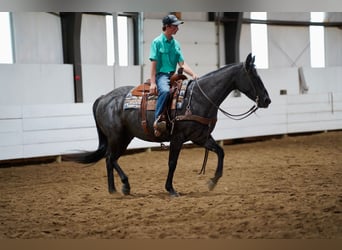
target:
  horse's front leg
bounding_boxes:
[205,136,225,191]
[165,142,183,197]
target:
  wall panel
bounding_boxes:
[0,64,74,105]
[12,12,63,64]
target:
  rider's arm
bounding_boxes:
[179,61,198,79]
[150,60,158,94]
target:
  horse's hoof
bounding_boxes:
[208,179,217,191]
[170,192,180,197]
[167,189,180,197]
[109,189,117,194]
[122,188,130,195]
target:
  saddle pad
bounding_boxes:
[123,93,158,110]
[123,80,189,110]
[176,79,188,109]
[123,92,142,109]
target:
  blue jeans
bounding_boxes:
[155,73,170,120]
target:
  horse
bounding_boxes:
[64,53,271,197]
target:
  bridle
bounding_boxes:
[183,64,260,176]
[194,64,259,120]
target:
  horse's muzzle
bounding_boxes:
[259,96,271,108]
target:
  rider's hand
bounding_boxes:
[149,82,157,95]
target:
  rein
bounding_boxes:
[194,68,259,120]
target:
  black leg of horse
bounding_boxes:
[204,136,225,190]
[106,155,117,194]
[108,134,132,195]
[113,161,130,195]
[165,141,183,197]
[106,154,131,195]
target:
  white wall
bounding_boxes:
[0,64,74,105]
[268,25,311,68]
[82,65,114,103]
[82,65,142,103]
[144,12,208,22]
[241,12,342,68]
[0,63,142,105]
[301,67,342,94]
[81,14,107,64]
[325,27,342,67]
[267,12,310,22]
[12,12,63,64]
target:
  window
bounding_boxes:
[106,15,129,66]
[117,16,128,66]
[0,12,13,64]
[106,15,114,66]
[250,12,268,69]
[310,12,325,68]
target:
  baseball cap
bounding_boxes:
[162,14,184,26]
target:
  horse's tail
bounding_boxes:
[63,97,107,164]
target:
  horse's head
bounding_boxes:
[237,53,271,108]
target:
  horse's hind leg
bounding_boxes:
[106,154,130,195]
[106,155,117,194]
[113,161,130,195]
[107,135,132,195]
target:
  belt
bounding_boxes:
[158,71,175,76]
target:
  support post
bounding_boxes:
[60,12,83,103]
[222,12,243,64]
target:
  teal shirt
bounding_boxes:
[149,33,184,73]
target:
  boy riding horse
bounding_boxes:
[149,14,197,136]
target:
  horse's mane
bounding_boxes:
[198,62,242,80]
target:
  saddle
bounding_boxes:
[127,69,189,138]
[131,80,151,97]
[131,71,187,97]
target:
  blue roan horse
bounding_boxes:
[65,53,271,196]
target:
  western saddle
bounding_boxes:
[129,68,217,139]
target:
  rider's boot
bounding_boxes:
[153,115,167,137]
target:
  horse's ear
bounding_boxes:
[252,55,255,65]
[245,53,253,71]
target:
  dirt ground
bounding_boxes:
[0,131,341,239]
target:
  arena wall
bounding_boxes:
[0,12,341,161]
[1,66,341,160]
